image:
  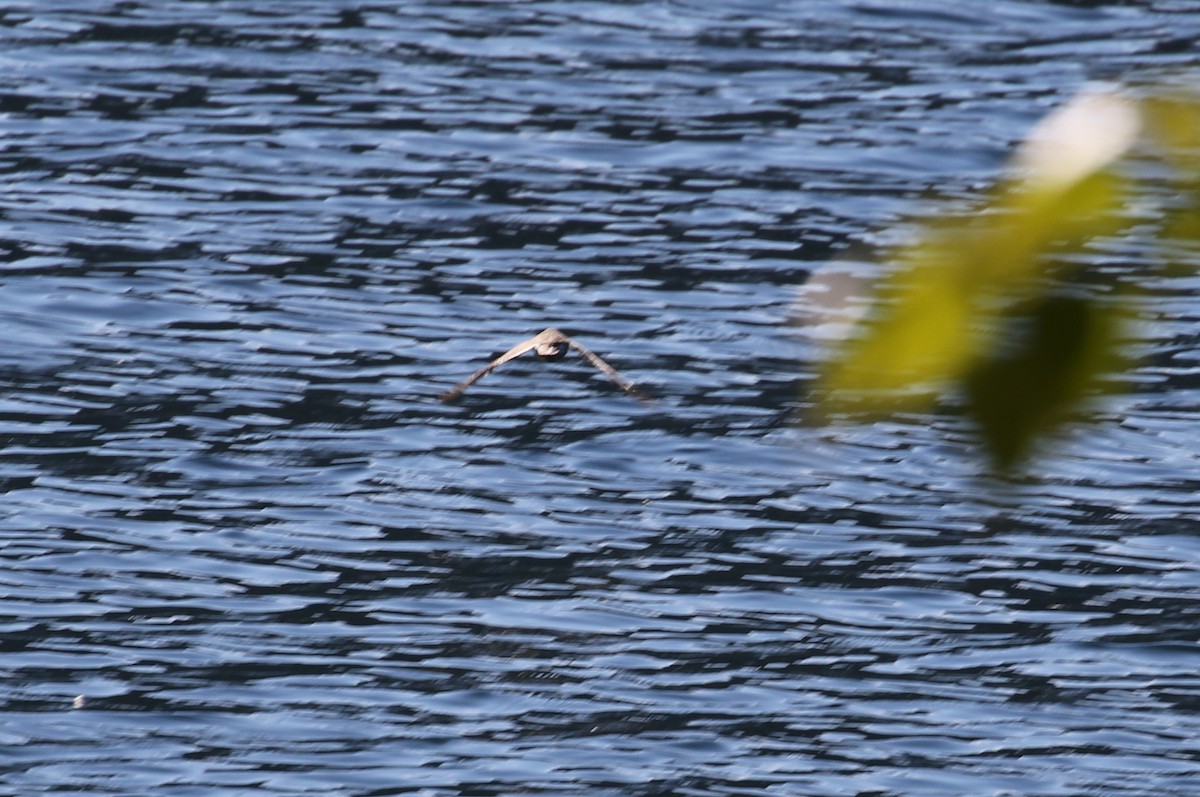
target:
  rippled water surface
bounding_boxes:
[2,2,1199,795]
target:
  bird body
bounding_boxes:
[440,328,648,403]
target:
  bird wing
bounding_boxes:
[439,334,541,402]
[567,337,652,403]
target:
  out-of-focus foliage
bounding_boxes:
[1142,88,1200,177]
[816,84,1200,469]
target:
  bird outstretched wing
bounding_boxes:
[438,333,544,402]
[565,337,651,403]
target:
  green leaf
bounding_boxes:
[963,291,1127,469]
[816,168,1126,419]
[1141,89,1200,179]
[812,87,1154,468]
[817,235,973,413]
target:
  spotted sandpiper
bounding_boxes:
[440,327,649,403]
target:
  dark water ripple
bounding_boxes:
[1,1,1199,795]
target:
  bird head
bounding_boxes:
[534,340,568,360]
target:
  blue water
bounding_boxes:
[1,2,1198,795]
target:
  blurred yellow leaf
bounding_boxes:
[814,86,1147,467]
[818,167,1126,416]
[819,234,972,410]
[965,291,1128,469]
[1141,88,1200,178]
[1011,86,1141,190]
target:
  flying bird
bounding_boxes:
[440,327,649,403]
